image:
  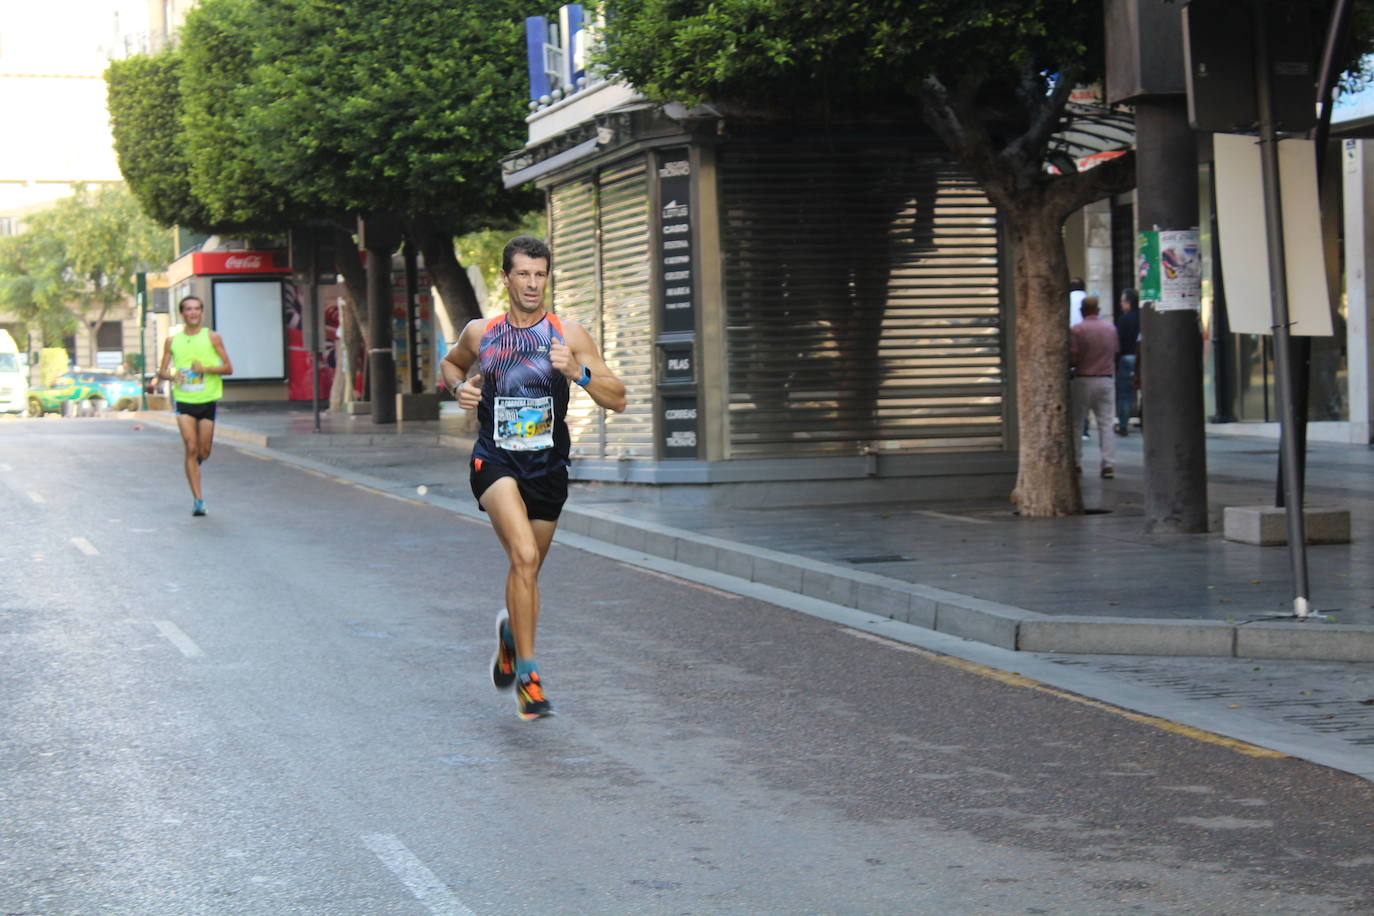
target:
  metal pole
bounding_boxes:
[309,281,321,434]
[136,272,147,411]
[1252,0,1311,616]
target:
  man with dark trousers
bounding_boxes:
[1114,288,1141,435]
[440,236,626,720]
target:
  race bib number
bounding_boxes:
[178,369,205,393]
[494,396,554,451]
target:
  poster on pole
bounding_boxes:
[1137,229,1202,312]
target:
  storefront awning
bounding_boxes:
[503,137,600,189]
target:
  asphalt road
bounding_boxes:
[3,418,1373,915]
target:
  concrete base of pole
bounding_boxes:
[1222,505,1351,545]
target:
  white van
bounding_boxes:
[0,330,29,414]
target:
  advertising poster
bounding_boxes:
[1137,229,1202,312]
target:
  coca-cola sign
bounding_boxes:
[192,251,290,275]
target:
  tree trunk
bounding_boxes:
[412,220,481,333]
[1006,205,1083,517]
[330,226,368,401]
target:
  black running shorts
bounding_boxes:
[469,458,568,522]
[175,400,217,422]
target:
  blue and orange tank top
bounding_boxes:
[471,312,571,478]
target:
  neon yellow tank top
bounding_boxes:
[170,329,223,403]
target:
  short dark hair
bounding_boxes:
[1120,288,1139,309]
[178,295,203,315]
[1081,295,1100,315]
[501,236,551,273]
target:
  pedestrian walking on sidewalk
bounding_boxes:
[1069,295,1119,478]
[1114,288,1140,435]
[440,236,626,720]
[152,296,233,516]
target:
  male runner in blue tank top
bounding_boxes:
[440,236,626,720]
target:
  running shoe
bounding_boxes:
[516,671,553,720]
[491,610,516,691]
[192,499,207,516]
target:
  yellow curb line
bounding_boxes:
[846,630,1286,759]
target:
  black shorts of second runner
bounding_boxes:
[175,400,218,422]
[470,458,568,522]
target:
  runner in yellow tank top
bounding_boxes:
[152,296,234,516]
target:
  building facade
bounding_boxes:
[503,7,1019,506]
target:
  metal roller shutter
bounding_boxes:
[596,160,654,458]
[720,142,1004,458]
[550,159,654,460]
[550,178,600,454]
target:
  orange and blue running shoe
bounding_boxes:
[516,671,553,720]
[491,610,516,691]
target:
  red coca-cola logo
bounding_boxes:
[190,251,290,275]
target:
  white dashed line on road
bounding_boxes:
[27,491,45,504]
[362,834,476,916]
[70,537,100,556]
[154,620,205,658]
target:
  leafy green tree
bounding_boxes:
[0,184,173,363]
[239,0,540,323]
[106,54,217,232]
[107,0,537,337]
[0,228,72,346]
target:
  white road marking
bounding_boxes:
[154,620,204,658]
[362,834,475,916]
[915,509,993,525]
[27,491,45,504]
[1,463,12,470]
[70,537,100,556]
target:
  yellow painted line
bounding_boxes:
[622,564,742,600]
[352,483,421,505]
[844,629,1286,760]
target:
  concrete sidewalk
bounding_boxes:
[152,403,1374,662]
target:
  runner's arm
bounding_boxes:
[152,337,173,386]
[201,331,233,376]
[441,320,483,409]
[552,320,626,413]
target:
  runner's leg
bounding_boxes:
[197,416,216,464]
[176,413,203,500]
[481,478,547,661]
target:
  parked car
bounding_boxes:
[27,370,142,416]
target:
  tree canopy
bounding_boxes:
[105,0,540,330]
[0,184,173,352]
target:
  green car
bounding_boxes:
[27,370,143,416]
